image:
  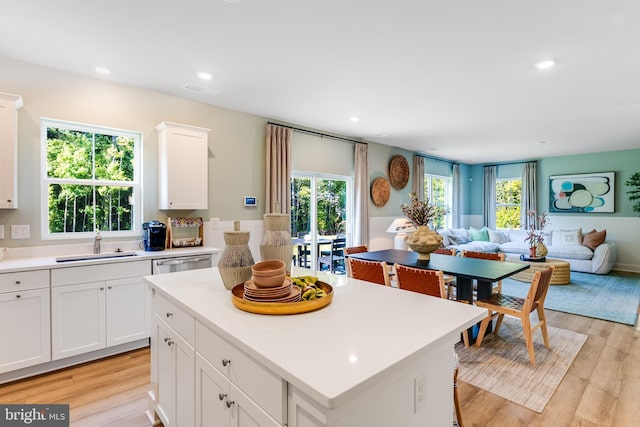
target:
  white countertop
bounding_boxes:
[0,246,220,273]
[145,266,487,409]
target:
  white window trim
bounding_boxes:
[40,118,143,240]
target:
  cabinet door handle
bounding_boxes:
[16,294,21,299]
[100,287,104,291]
[225,400,235,408]
[166,312,173,318]
[218,393,226,401]
[107,286,112,290]
[15,281,21,285]
[165,339,174,346]
[221,358,231,367]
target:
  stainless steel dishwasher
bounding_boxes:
[152,254,212,274]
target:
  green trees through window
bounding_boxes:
[43,120,141,236]
[291,176,346,237]
[496,178,522,228]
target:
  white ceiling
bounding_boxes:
[2,0,639,164]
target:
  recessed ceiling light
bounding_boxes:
[539,140,547,144]
[535,59,555,70]
[197,72,213,80]
[95,66,111,75]
[350,116,360,122]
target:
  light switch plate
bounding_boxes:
[11,224,30,239]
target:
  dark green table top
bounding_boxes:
[349,249,529,282]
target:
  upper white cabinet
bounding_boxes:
[156,121,210,210]
[0,93,23,209]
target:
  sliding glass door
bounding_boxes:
[291,172,352,270]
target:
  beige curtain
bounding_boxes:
[412,155,425,200]
[521,161,538,228]
[265,124,292,214]
[353,143,369,246]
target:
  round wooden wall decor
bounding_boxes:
[389,155,409,189]
[371,177,391,207]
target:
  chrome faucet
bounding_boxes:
[94,231,102,254]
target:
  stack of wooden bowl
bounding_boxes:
[243,260,301,302]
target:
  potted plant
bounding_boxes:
[524,210,550,258]
[626,172,640,215]
[400,193,448,260]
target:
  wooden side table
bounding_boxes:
[505,256,571,285]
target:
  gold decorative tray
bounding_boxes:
[231,281,333,315]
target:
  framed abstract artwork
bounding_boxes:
[549,172,615,213]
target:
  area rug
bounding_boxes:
[501,271,640,326]
[456,318,587,413]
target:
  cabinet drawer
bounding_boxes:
[196,320,286,424]
[0,270,49,293]
[51,260,151,286]
[154,292,195,346]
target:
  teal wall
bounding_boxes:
[465,148,640,217]
[538,149,639,217]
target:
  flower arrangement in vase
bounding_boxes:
[400,193,449,260]
[524,210,550,258]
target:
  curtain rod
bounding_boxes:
[416,153,458,165]
[483,160,537,167]
[268,122,366,145]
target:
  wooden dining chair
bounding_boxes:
[474,265,555,366]
[394,264,469,348]
[344,245,368,255]
[317,237,347,273]
[461,250,505,294]
[433,247,458,299]
[344,245,368,277]
[347,257,391,286]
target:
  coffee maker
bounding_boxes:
[142,221,167,251]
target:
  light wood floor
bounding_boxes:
[0,309,638,426]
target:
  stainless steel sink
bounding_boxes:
[55,251,138,263]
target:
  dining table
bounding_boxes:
[348,249,530,341]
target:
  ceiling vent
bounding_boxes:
[184,83,206,92]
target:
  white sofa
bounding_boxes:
[437,227,617,275]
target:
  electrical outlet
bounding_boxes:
[210,217,220,230]
[414,373,427,413]
[11,224,30,239]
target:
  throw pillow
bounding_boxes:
[488,229,509,244]
[449,234,471,245]
[582,229,606,250]
[551,229,582,246]
[469,226,490,242]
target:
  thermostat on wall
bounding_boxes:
[244,196,257,207]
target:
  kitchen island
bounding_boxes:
[145,266,486,427]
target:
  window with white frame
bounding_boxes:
[41,119,142,239]
[496,178,522,228]
[424,174,451,229]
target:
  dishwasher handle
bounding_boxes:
[155,257,210,266]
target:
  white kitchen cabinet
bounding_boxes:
[195,353,280,427]
[152,292,195,427]
[0,93,22,209]
[51,260,151,360]
[195,320,286,426]
[156,121,210,210]
[0,269,50,373]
